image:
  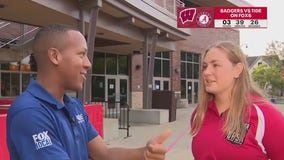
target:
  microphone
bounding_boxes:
[70,115,77,126]
[63,107,77,125]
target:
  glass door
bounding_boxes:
[107,78,116,108]
[187,81,192,104]
[153,78,170,91]
[119,79,127,105]
[194,81,199,103]
[106,77,128,106]
[187,80,199,105]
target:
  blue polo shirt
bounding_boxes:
[7,78,98,160]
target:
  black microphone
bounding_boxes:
[70,115,77,126]
[63,108,77,126]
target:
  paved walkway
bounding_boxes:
[107,104,284,160]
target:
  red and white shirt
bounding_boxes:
[191,99,284,160]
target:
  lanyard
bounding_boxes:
[166,127,190,153]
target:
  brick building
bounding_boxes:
[0,0,250,110]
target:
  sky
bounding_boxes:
[240,0,284,56]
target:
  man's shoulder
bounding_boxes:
[8,92,42,117]
[12,91,40,107]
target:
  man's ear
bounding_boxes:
[234,62,244,78]
[47,48,60,65]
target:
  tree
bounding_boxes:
[252,63,269,90]
[251,41,284,97]
[265,41,284,70]
[266,41,284,60]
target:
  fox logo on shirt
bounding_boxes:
[32,131,53,150]
[76,113,84,124]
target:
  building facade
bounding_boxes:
[0,0,249,108]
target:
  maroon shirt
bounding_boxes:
[191,100,284,160]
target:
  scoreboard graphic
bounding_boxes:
[177,7,267,29]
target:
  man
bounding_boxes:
[6,24,171,160]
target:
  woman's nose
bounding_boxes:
[203,66,211,75]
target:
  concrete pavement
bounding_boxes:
[107,105,194,160]
[107,104,284,160]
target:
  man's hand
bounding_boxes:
[143,129,172,160]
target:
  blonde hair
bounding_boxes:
[190,41,264,139]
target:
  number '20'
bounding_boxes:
[250,20,259,25]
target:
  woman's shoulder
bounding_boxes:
[252,99,284,125]
[253,99,280,112]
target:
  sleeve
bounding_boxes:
[261,104,284,160]
[9,108,70,160]
[85,111,99,141]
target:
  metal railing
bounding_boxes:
[92,101,130,138]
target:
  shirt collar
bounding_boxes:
[26,78,74,109]
[208,100,220,117]
[208,100,229,118]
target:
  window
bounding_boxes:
[153,52,170,78]
[180,51,200,80]
[151,51,171,91]
[162,60,170,77]
[93,52,129,75]
[154,59,161,77]
[181,80,186,98]
[181,62,186,78]
[180,51,201,103]
[154,80,160,90]
[106,54,117,75]
[118,55,128,75]
[0,72,35,97]
[93,53,105,74]
[0,54,37,98]
[163,81,169,90]
[92,76,105,102]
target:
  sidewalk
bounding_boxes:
[107,103,284,160]
[107,106,196,160]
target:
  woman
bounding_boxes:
[191,41,284,160]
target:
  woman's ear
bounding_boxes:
[234,62,244,78]
[47,48,60,65]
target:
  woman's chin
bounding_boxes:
[205,88,215,94]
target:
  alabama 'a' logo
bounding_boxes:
[196,11,212,27]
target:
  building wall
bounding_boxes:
[130,28,240,108]
[131,53,144,108]
[173,28,240,92]
[151,0,176,14]
[153,0,165,7]
[171,50,180,92]
[178,28,240,54]
[0,1,241,109]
